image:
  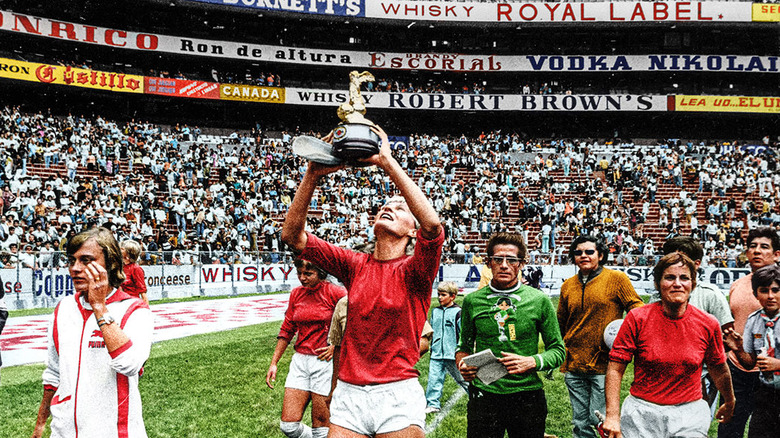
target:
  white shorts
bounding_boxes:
[284,352,333,396]
[330,378,426,436]
[621,395,710,438]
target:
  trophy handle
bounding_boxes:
[292,136,343,166]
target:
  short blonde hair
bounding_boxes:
[120,240,143,263]
[437,281,458,296]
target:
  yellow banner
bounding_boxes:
[220,84,285,103]
[0,57,142,93]
[753,4,780,22]
[675,95,780,113]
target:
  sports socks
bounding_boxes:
[312,426,329,438]
[279,421,312,438]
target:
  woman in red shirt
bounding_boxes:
[120,240,148,305]
[266,259,346,438]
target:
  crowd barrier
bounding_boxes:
[0,251,750,310]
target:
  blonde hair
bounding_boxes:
[437,281,458,296]
[67,227,125,288]
[120,240,143,263]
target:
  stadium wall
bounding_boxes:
[2,262,750,310]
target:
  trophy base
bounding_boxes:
[332,123,380,164]
[292,136,343,166]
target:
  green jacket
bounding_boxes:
[458,284,566,394]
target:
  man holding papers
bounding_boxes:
[457,232,566,438]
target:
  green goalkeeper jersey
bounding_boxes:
[458,283,566,394]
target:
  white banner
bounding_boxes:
[0,11,774,73]
[285,89,669,111]
[2,264,750,310]
[365,1,754,23]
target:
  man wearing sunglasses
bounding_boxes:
[457,232,565,438]
[557,235,644,438]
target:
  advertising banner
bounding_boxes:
[1,11,775,72]
[0,57,143,93]
[672,95,780,113]
[753,3,780,22]
[4,263,747,310]
[285,88,669,111]
[365,1,755,23]
[183,0,365,17]
[219,84,286,103]
[145,77,220,99]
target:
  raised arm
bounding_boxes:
[363,126,442,240]
[281,159,343,253]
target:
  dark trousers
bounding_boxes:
[467,385,547,438]
[748,385,780,438]
[718,359,761,438]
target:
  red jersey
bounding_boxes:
[609,302,726,405]
[122,263,147,298]
[301,228,444,385]
[278,281,346,356]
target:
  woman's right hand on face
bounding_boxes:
[265,364,277,389]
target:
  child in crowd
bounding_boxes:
[425,281,468,414]
[121,240,148,305]
[724,264,780,437]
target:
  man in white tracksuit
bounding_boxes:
[32,227,154,438]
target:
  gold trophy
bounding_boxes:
[293,71,380,165]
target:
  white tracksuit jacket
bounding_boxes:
[42,289,153,438]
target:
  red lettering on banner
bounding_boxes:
[106,29,127,47]
[761,5,779,14]
[497,4,511,21]
[84,25,98,43]
[519,5,537,21]
[262,267,275,281]
[654,3,669,20]
[280,266,294,281]
[680,97,705,106]
[676,2,692,20]
[370,53,386,68]
[562,4,576,21]
[544,4,559,20]
[49,21,76,40]
[630,4,646,21]
[698,4,713,20]
[35,65,56,83]
[581,4,595,21]
[609,4,625,21]
[137,34,158,50]
[13,14,41,34]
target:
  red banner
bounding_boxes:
[144,77,220,99]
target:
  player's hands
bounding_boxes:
[265,364,277,389]
[722,327,743,351]
[458,359,478,382]
[308,161,344,180]
[757,355,780,372]
[85,261,110,308]
[358,125,392,169]
[715,399,734,423]
[315,345,334,362]
[499,352,537,374]
[601,415,622,438]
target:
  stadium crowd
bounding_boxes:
[0,105,776,269]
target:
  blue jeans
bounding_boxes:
[425,358,468,409]
[718,358,760,438]
[564,372,605,438]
